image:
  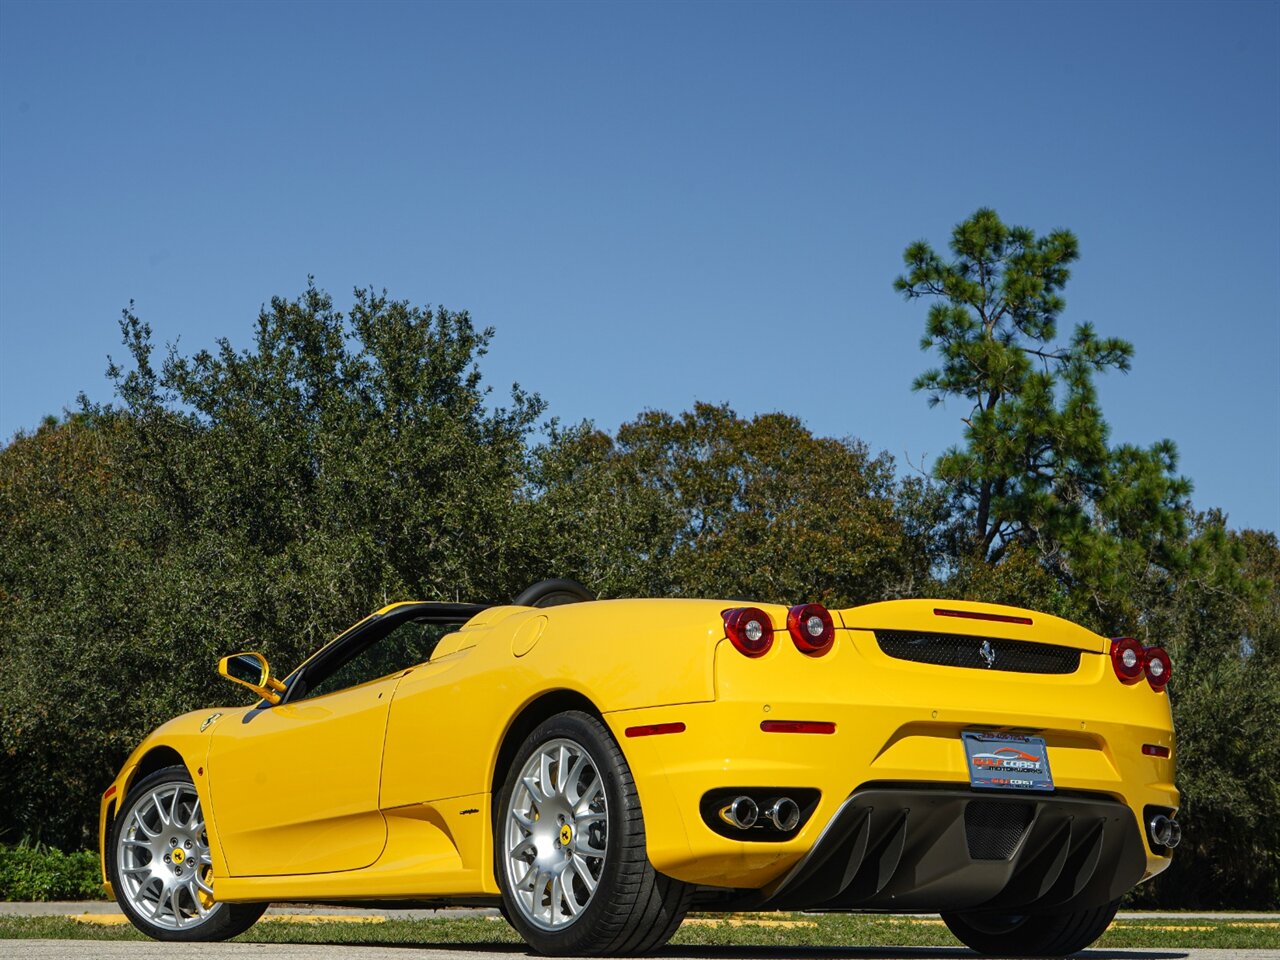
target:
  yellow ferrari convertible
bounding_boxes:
[99,580,1179,956]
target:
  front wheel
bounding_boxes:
[108,765,266,941]
[496,710,691,955]
[942,899,1120,956]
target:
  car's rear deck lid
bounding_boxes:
[837,599,1108,655]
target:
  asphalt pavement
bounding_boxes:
[1,942,1278,960]
[2,904,1278,960]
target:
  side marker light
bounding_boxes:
[625,722,686,738]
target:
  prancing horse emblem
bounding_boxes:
[979,640,997,668]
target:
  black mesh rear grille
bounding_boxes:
[874,630,1081,674]
[965,800,1034,860]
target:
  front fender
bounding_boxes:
[98,706,243,891]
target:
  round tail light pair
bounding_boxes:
[1110,637,1172,691]
[723,603,835,657]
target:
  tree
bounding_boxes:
[0,282,543,848]
[1131,519,1280,908]
[894,208,1191,625]
[531,403,927,606]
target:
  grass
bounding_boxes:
[0,912,1277,950]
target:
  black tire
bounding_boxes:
[495,710,691,956]
[108,765,267,942]
[513,579,596,608]
[942,899,1120,956]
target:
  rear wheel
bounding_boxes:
[108,765,266,941]
[496,710,690,955]
[941,899,1120,956]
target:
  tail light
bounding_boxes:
[1144,646,1172,691]
[1110,637,1144,684]
[787,603,835,655]
[723,607,774,658]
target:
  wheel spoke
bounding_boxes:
[554,745,569,795]
[187,796,203,830]
[510,837,536,861]
[575,779,603,816]
[521,775,546,806]
[155,791,172,828]
[186,880,207,917]
[175,885,189,925]
[133,809,158,839]
[560,864,583,916]
[520,864,541,891]
[548,875,561,924]
[572,854,598,894]
[563,753,586,804]
[538,752,554,799]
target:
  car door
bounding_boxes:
[205,610,455,877]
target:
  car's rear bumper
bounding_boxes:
[606,691,1177,897]
[757,785,1147,912]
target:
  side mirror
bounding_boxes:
[217,652,286,705]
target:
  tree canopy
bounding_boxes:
[531,403,927,605]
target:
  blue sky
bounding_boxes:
[1,0,1277,532]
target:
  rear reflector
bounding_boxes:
[760,720,836,734]
[1143,744,1171,758]
[625,722,686,738]
[934,608,1033,626]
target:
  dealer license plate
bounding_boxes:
[962,731,1054,792]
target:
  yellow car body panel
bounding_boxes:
[205,674,399,876]
[101,595,1176,910]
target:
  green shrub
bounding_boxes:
[0,843,106,901]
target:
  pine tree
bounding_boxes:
[895,208,1191,622]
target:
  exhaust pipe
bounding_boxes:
[765,797,801,832]
[1149,814,1181,849]
[719,796,759,829]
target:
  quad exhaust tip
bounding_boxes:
[766,797,801,831]
[1149,814,1182,849]
[720,796,759,829]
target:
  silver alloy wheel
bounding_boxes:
[502,737,608,931]
[116,781,219,930]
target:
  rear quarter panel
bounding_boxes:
[380,599,727,809]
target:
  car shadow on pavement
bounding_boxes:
[654,949,1190,960]
[344,945,1188,960]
